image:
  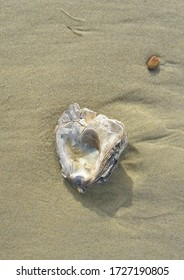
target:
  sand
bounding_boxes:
[0,0,184,259]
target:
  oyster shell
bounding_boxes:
[55,103,128,193]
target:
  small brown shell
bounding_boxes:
[147,55,160,70]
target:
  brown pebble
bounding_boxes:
[147,55,160,70]
[80,129,100,151]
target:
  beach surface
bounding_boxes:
[1,0,184,259]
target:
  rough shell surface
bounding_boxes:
[55,103,128,193]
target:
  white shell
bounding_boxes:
[55,104,128,193]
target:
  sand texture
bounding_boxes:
[1,0,184,259]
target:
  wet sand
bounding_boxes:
[0,0,184,259]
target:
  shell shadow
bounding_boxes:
[148,66,160,76]
[64,162,133,217]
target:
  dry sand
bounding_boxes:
[0,0,184,259]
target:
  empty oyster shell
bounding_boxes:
[55,103,128,193]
